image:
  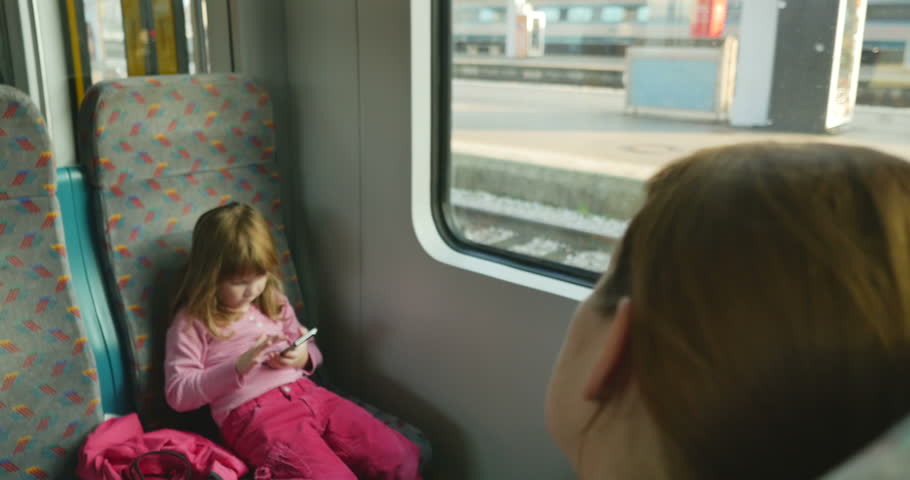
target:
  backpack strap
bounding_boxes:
[127,450,192,480]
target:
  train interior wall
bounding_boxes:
[233,1,579,478]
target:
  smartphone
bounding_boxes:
[281,328,317,354]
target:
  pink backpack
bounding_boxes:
[77,413,248,480]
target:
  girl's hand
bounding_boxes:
[264,327,311,370]
[236,334,284,375]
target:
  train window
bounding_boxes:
[636,6,651,23]
[62,0,209,109]
[539,7,563,23]
[425,0,909,293]
[453,7,476,23]
[454,6,507,24]
[601,6,624,23]
[666,2,692,22]
[866,4,910,21]
[477,7,506,24]
[84,0,129,82]
[566,7,595,23]
[726,2,743,24]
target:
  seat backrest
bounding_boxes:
[0,85,104,477]
[76,74,306,421]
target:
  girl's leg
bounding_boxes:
[299,383,422,480]
[221,386,356,480]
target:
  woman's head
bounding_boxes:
[173,203,283,336]
[547,142,910,479]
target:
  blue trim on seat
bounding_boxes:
[57,166,131,415]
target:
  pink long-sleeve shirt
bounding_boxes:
[164,296,323,426]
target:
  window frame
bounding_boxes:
[0,2,15,85]
[410,0,594,301]
[3,0,44,104]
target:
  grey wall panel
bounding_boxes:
[232,0,328,329]
[234,0,288,155]
[284,0,364,390]
[234,0,292,233]
[354,4,576,477]
[282,0,578,477]
[206,0,234,72]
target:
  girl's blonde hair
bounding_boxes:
[173,203,284,338]
[599,142,910,479]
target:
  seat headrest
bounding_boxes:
[77,74,275,188]
[0,85,55,198]
[821,414,910,479]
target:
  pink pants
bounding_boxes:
[220,378,422,480]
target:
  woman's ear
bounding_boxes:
[584,297,633,401]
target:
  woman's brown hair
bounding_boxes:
[604,142,910,479]
[172,203,284,338]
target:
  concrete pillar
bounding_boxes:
[505,0,528,58]
[729,0,778,127]
[731,0,867,133]
[767,0,867,132]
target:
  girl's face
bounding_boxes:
[217,272,268,311]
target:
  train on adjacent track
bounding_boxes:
[453,0,910,64]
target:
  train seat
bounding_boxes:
[75,73,431,470]
[0,85,105,478]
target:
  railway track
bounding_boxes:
[449,188,625,272]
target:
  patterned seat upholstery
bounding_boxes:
[0,85,104,478]
[76,74,430,468]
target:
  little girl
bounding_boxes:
[164,203,421,480]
